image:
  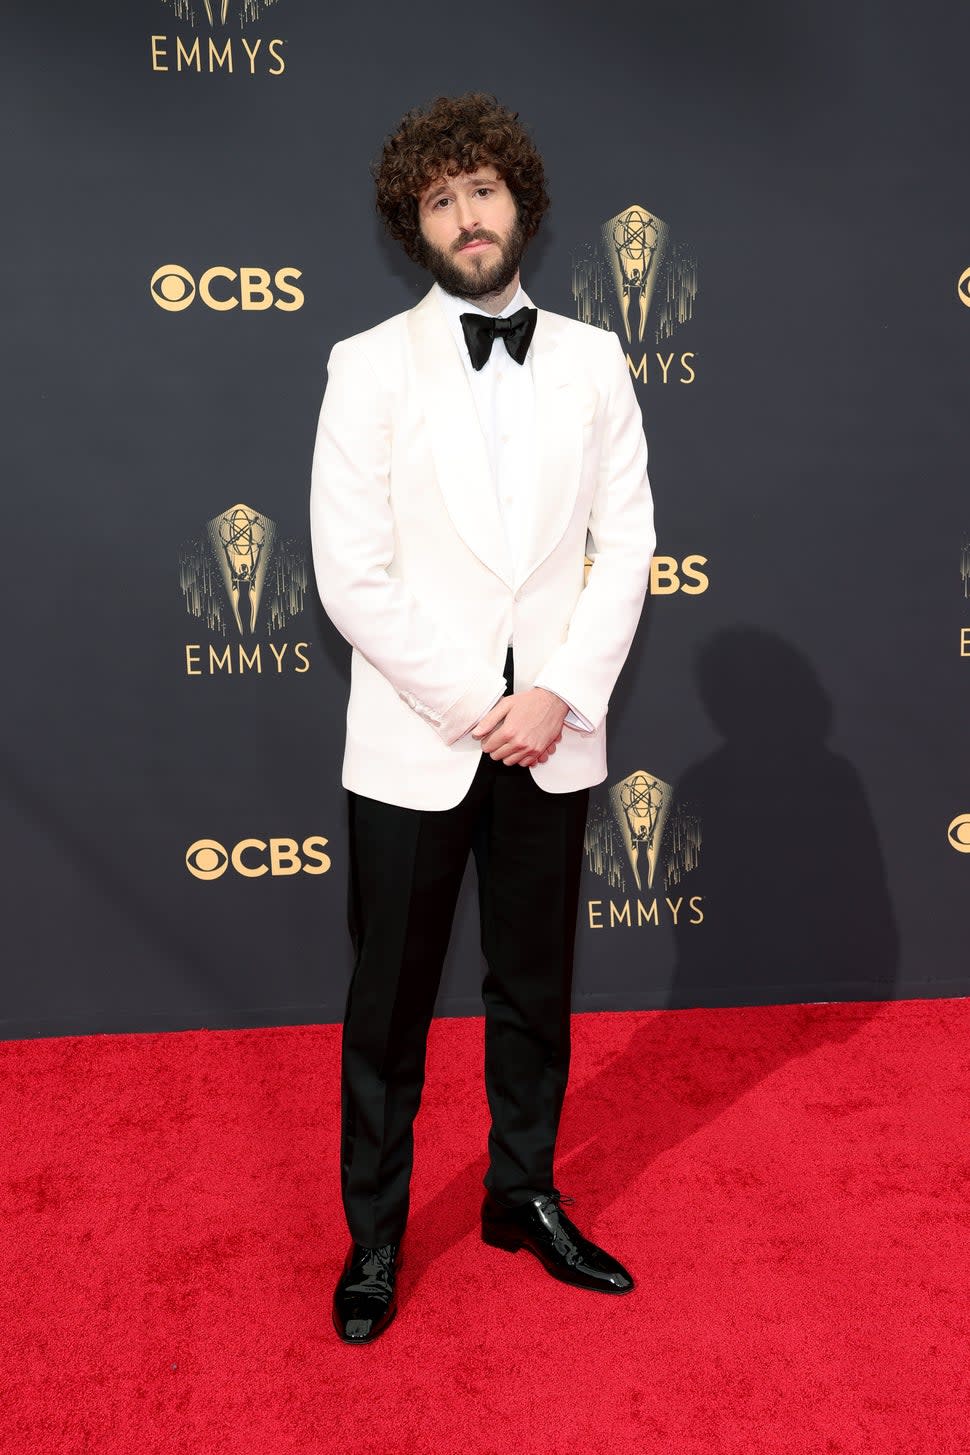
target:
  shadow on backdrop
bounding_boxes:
[669,626,899,1007]
[400,633,901,1285]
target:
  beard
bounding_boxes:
[415,210,528,300]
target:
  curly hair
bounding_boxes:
[372,92,550,263]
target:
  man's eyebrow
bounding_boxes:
[422,174,498,201]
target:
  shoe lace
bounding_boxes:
[347,1243,397,1296]
[536,1192,585,1264]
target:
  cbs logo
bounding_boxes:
[583,554,709,593]
[958,268,970,309]
[947,815,970,853]
[649,555,709,595]
[186,836,330,880]
[150,264,304,313]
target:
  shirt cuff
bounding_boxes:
[533,680,595,733]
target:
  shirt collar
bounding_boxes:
[433,279,534,363]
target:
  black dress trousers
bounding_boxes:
[339,646,591,1247]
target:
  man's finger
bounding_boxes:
[492,737,558,765]
[488,741,524,762]
[471,698,512,739]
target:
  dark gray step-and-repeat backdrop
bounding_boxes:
[3,1,969,1038]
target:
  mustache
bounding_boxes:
[454,230,500,251]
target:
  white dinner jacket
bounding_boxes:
[309,280,655,811]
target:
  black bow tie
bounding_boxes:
[459,305,538,371]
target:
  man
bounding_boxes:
[309,92,655,1344]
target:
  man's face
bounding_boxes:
[414,163,526,298]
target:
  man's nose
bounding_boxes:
[454,195,480,234]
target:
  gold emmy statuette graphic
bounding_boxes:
[572,201,695,348]
[208,503,275,635]
[603,205,669,345]
[609,769,674,892]
[163,0,280,27]
[180,501,307,643]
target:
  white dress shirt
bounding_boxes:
[434,280,594,735]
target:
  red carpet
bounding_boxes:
[2,999,968,1454]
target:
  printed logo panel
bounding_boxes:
[584,768,704,929]
[573,202,698,386]
[150,265,303,313]
[179,502,311,676]
[185,836,331,879]
[151,0,287,74]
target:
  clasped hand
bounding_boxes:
[471,687,567,767]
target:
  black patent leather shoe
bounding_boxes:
[332,1240,402,1343]
[481,1190,634,1294]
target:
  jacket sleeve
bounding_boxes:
[309,337,508,746]
[532,682,595,733]
[530,331,655,731]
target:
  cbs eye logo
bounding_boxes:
[947,815,970,853]
[958,269,970,309]
[186,836,330,880]
[150,265,304,313]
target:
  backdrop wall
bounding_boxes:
[3,0,969,1038]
